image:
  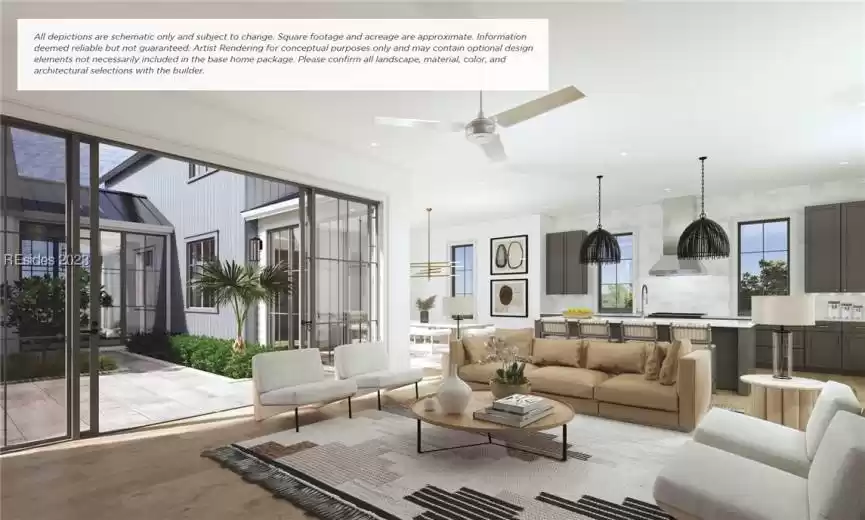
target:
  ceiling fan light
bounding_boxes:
[677,216,730,259]
[580,228,622,264]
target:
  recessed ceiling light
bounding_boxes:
[620,152,628,157]
[840,161,849,165]
[370,142,379,147]
[664,188,672,192]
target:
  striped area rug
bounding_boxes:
[203,405,687,519]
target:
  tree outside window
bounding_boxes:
[599,233,634,313]
[738,219,790,315]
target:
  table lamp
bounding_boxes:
[443,296,474,338]
[752,295,815,379]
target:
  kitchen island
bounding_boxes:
[536,315,756,394]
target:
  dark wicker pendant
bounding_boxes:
[678,156,730,259]
[580,175,621,264]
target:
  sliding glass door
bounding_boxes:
[302,190,379,365]
[1,122,102,450]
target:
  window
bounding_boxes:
[599,233,634,313]
[738,219,790,316]
[450,244,474,317]
[188,163,218,182]
[186,235,217,308]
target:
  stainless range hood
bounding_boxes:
[648,196,707,276]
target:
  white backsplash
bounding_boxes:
[812,293,865,321]
[642,275,732,317]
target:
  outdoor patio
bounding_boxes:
[1,350,253,446]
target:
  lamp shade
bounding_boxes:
[751,295,815,326]
[443,296,474,317]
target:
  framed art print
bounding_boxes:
[490,234,528,275]
[490,278,528,317]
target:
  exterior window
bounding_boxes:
[188,163,218,181]
[186,236,217,308]
[450,244,474,318]
[738,219,790,316]
[450,244,474,297]
[599,233,634,313]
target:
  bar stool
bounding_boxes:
[541,320,569,339]
[578,320,611,340]
[622,321,659,342]
[671,323,715,393]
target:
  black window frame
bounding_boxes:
[598,232,634,314]
[737,217,791,316]
[188,163,219,183]
[185,233,218,309]
[450,243,474,318]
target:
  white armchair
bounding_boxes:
[252,348,357,430]
[692,380,862,477]
[654,411,865,520]
[334,342,424,410]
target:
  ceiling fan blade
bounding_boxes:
[480,134,507,162]
[374,116,464,132]
[493,86,586,128]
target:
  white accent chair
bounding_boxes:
[654,411,865,520]
[334,342,424,410]
[693,380,862,477]
[252,348,357,431]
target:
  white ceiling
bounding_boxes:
[4,2,865,227]
[196,2,865,225]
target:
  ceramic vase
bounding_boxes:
[436,364,471,414]
[420,310,429,323]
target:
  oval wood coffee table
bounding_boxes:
[410,391,575,461]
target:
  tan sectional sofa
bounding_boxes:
[449,328,712,431]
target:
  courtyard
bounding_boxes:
[1,350,252,445]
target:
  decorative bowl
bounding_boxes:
[490,381,531,399]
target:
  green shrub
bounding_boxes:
[3,350,118,383]
[127,332,283,379]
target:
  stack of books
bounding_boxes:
[473,394,553,427]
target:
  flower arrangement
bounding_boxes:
[484,336,529,386]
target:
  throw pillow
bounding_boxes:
[462,336,489,364]
[531,338,581,367]
[585,340,646,374]
[644,343,667,381]
[658,339,693,385]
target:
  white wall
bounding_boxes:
[410,214,543,329]
[545,178,865,317]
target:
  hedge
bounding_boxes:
[127,332,283,379]
[3,351,118,383]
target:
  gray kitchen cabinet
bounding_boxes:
[841,201,865,293]
[805,323,844,371]
[545,230,588,295]
[546,232,565,295]
[805,204,842,293]
[842,323,865,373]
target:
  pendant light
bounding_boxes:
[410,208,458,279]
[579,175,621,264]
[677,156,730,259]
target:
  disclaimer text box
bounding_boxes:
[18,18,549,91]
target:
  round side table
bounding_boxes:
[739,374,824,430]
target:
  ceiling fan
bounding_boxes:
[374,86,586,162]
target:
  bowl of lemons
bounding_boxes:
[562,307,593,319]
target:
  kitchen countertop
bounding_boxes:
[539,315,755,328]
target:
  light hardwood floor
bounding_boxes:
[2,371,863,520]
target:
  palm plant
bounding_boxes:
[190,260,291,353]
